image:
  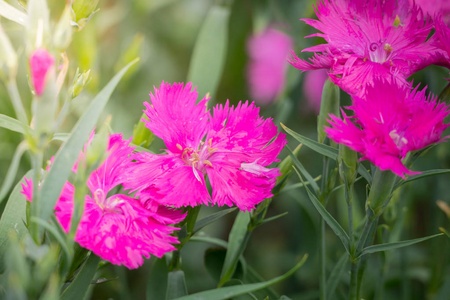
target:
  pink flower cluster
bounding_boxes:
[291,0,450,177]
[21,82,286,269]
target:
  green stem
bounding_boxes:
[30,151,43,243]
[349,259,358,300]
[6,79,28,125]
[319,156,330,300]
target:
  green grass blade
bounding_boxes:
[0,171,31,271]
[0,113,31,134]
[0,141,27,203]
[294,167,350,253]
[39,60,137,223]
[173,254,308,300]
[360,233,443,257]
[60,252,100,300]
[187,5,230,99]
[0,0,27,26]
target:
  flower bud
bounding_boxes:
[29,48,55,97]
[317,79,340,143]
[338,144,358,187]
[70,68,91,98]
[71,0,100,30]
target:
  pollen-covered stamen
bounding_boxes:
[383,43,393,56]
[389,129,408,148]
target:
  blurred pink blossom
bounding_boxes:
[29,48,55,96]
[325,79,450,178]
[246,27,293,105]
[124,82,287,211]
[302,69,328,114]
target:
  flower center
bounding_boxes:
[369,42,393,63]
[176,138,217,182]
[93,188,123,214]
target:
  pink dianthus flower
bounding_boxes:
[21,133,185,269]
[246,27,293,105]
[325,79,450,178]
[124,82,287,211]
[412,0,450,25]
[29,48,55,96]
[302,69,329,114]
[289,0,446,97]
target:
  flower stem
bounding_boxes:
[6,79,28,125]
[30,151,43,243]
[319,156,330,300]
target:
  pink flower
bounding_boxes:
[246,27,293,105]
[412,0,450,24]
[21,133,185,269]
[302,69,329,114]
[325,79,450,178]
[29,48,55,96]
[289,0,445,97]
[124,82,287,211]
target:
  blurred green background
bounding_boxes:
[1,0,449,299]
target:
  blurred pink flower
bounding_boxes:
[289,0,446,97]
[29,48,55,96]
[325,79,450,178]
[21,133,185,269]
[302,69,328,113]
[246,27,293,105]
[124,82,287,211]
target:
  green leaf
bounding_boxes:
[359,233,443,257]
[193,208,237,234]
[293,167,350,253]
[60,252,100,300]
[287,146,319,194]
[39,60,138,224]
[0,141,27,203]
[190,235,228,248]
[0,113,31,134]
[147,257,168,300]
[325,253,348,297]
[281,124,338,160]
[166,270,188,300]
[259,212,288,226]
[399,169,450,186]
[219,211,251,287]
[0,171,31,271]
[186,5,230,99]
[173,255,308,300]
[0,0,27,26]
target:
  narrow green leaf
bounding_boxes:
[0,171,31,271]
[294,167,350,253]
[400,169,450,186]
[287,146,319,194]
[0,113,31,134]
[190,235,228,248]
[0,0,27,26]
[219,211,251,287]
[259,212,288,226]
[52,133,69,142]
[360,233,443,257]
[281,124,338,160]
[61,252,100,300]
[357,165,372,184]
[0,141,27,203]
[193,208,237,234]
[39,60,138,223]
[167,270,188,300]
[186,5,230,99]
[147,257,168,300]
[174,255,308,300]
[326,253,348,297]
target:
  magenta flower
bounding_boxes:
[412,0,450,24]
[289,0,444,97]
[246,27,293,105]
[29,48,55,96]
[21,133,185,269]
[124,82,287,211]
[302,69,329,114]
[325,79,450,178]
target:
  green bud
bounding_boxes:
[0,24,18,79]
[71,0,100,30]
[70,68,91,98]
[317,79,340,144]
[338,144,358,187]
[26,0,50,49]
[366,168,397,217]
[53,5,73,50]
[132,113,155,148]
